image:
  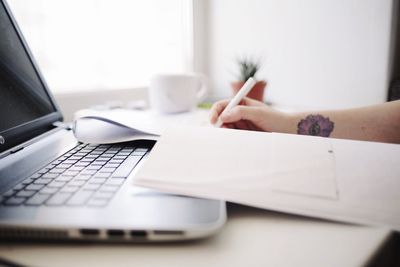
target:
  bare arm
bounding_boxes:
[209,98,400,144]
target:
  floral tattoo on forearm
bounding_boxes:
[297,114,334,137]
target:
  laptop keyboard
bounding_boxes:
[0,143,148,208]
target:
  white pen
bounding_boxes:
[214,77,256,128]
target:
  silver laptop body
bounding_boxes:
[0,0,226,242]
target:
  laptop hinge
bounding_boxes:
[53,121,73,131]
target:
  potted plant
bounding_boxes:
[231,57,267,102]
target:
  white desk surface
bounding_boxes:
[0,204,390,267]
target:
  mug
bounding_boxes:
[149,73,208,114]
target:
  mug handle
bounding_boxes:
[195,73,208,103]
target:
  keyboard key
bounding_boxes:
[69,156,83,160]
[91,161,107,166]
[93,172,111,179]
[41,173,59,179]
[60,186,80,193]
[30,173,42,179]
[99,167,116,173]
[39,187,59,194]
[109,159,123,164]
[82,184,101,191]
[37,167,52,174]
[80,169,97,175]
[83,155,97,159]
[26,194,52,206]
[68,180,86,187]
[96,158,110,162]
[119,151,133,155]
[116,152,130,156]
[112,155,142,178]
[13,183,25,191]
[64,159,78,164]
[4,197,25,206]
[46,193,73,206]
[113,156,127,160]
[105,178,125,186]
[21,178,34,185]
[34,178,53,185]
[89,178,107,184]
[25,184,44,191]
[75,162,90,167]
[132,149,147,156]
[2,189,15,197]
[55,176,73,182]
[69,166,85,171]
[86,165,102,170]
[66,190,94,206]
[49,168,66,174]
[104,163,119,168]
[73,175,92,181]
[47,181,66,188]
[16,190,36,198]
[58,163,73,169]
[80,158,95,162]
[63,170,80,176]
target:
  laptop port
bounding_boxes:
[130,230,147,238]
[107,229,125,237]
[80,229,100,236]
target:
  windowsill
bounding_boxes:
[53,87,148,122]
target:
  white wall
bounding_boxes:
[202,0,394,110]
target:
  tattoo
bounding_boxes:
[297,114,334,137]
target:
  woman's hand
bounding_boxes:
[209,97,288,132]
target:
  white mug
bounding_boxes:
[149,73,208,114]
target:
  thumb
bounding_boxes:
[220,106,262,124]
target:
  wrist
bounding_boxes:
[263,109,294,134]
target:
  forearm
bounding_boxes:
[270,101,400,144]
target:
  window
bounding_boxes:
[8,0,193,93]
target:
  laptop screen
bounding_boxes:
[0,1,61,153]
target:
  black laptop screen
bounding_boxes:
[0,2,56,134]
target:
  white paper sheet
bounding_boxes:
[73,118,158,144]
[134,125,400,231]
[135,126,337,199]
[267,134,338,199]
[73,108,210,143]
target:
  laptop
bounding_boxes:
[0,0,226,242]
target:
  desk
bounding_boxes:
[0,204,392,267]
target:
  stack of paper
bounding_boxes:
[134,126,400,231]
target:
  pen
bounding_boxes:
[214,77,256,128]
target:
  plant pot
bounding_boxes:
[231,80,267,102]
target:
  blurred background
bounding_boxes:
[7,0,400,120]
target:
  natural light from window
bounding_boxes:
[8,0,192,93]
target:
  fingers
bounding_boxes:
[209,99,230,124]
[209,97,267,127]
[240,97,265,107]
[220,105,263,124]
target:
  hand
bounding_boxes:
[209,97,285,132]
